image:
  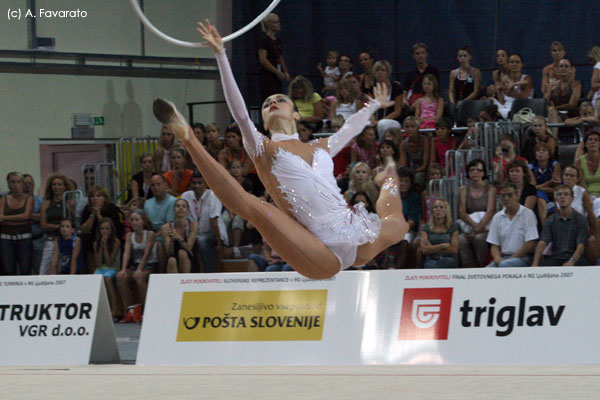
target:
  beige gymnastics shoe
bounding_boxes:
[153,98,190,141]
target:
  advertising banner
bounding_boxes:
[0,275,119,365]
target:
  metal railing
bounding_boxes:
[428,178,460,221]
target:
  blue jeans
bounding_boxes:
[249,254,293,271]
[1,238,33,275]
[486,256,531,268]
[196,232,217,273]
[423,257,457,269]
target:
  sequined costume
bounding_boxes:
[216,50,382,269]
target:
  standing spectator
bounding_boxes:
[419,199,459,269]
[163,148,193,197]
[458,159,497,268]
[414,74,443,129]
[258,13,290,101]
[153,125,178,173]
[162,199,198,274]
[0,172,33,275]
[317,50,341,96]
[129,153,156,201]
[486,183,539,268]
[39,174,74,275]
[545,58,582,123]
[429,118,457,169]
[358,52,375,93]
[22,174,44,274]
[532,185,589,266]
[449,46,482,106]
[93,218,123,321]
[588,46,600,115]
[49,218,84,275]
[404,42,440,107]
[288,75,325,125]
[182,172,228,272]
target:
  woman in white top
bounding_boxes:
[153,20,408,279]
[588,46,600,115]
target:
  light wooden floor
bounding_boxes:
[1,365,599,399]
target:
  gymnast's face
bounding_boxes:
[262,94,298,131]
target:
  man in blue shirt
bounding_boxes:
[144,174,177,272]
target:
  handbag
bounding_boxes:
[512,107,536,124]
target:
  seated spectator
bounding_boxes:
[419,199,459,269]
[338,54,353,79]
[589,46,600,115]
[316,50,341,96]
[458,159,497,268]
[575,132,600,199]
[394,167,422,269]
[248,239,293,272]
[421,163,444,223]
[429,118,457,169]
[568,102,599,162]
[414,74,444,129]
[404,42,440,107]
[506,159,545,226]
[544,58,582,122]
[80,185,125,274]
[144,174,177,271]
[163,148,193,197]
[298,121,316,143]
[288,75,325,124]
[204,123,224,161]
[39,174,75,275]
[372,140,399,176]
[532,185,589,266]
[492,134,528,183]
[0,172,34,275]
[369,60,404,136]
[330,115,353,179]
[93,218,123,321]
[457,118,478,150]
[448,46,482,106]
[358,52,375,93]
[542,41,571,93]
[399,116,430,186]
[181,172,228,272]
[49,218,84,274]
[192,122,206,144]
[506,53,534,99]
[130,153,156,201]
[117,209,157,321]
[343,162,378,206]
[382,127,403,149]
[347,73,369,105]
[162,199,198,274]
[326,79,360,121]
[218,124,253,178]
[486,183,539,268]
[479,103,501,122]
[529,142,561,199]
[22,174,44,274]
[153,125,179,173]
[491,74,517,119]
[523,116,558,161]
[487,49,509,98]
[351,125,379,169]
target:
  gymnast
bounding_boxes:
[152,20,408,279]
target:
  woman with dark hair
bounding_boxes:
[458,159,496,268]
[350,191,376,214]
[506,53,534,99]
[449,46,482,106]
[392,167,421,269]
[358,52,375,93]
[257,13,290,101]
[487,49,509,97]
[163,147,193,197]
[298,121,316,143]
[130,153,156,200]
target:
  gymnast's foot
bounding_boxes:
[153,98,190,141]
[374,157,398,187]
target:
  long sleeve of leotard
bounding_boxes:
[327,99,381,157]
[215,50,265,160]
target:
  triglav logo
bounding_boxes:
[399,288,452,340]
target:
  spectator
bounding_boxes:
[80,185,125,273]
[49,218,84,274]
[488,49,509,97]
[404,42,440,107]
[421,163,444,223]
[204,123,224,161]
[326,79,360,121]
[529,143,561,208]
[506,54,534,99]
[415,74,443,129]
[192,122,206,144]
[429,118,457,169]
[351,125,379,169]
[181,172,228,272]
[93,218,123,321]
[0,172,33,275]
[258,13,290,101]
[458,159,496,268]
[248,239,293,272]
[298,121,316,143]
[532,185,589,266]
[153,125,178,173]
[479,103,501,122]
[163,147,193,197]
[523,116,558,161]
[288,75,325,125]
[350,191,376,213]
[317,50,341,96]
[39,173,74,275]
[419,199,459,269]
[162,199,198,274]
[491,74,516,119]
[542,41,568,92]
[372,140,399,176]
[382,127,403,149]
[347,73,369,105]
[588,46,600,115]
[506,159,545,226]
[575,132,600,199]
[400,116,430,186]
[144,174,177,271]
[449,46,482,106]
[544,58,582,122]
[117,209,157,321]
[344,162,378,205]
[394,167,421,269]
[22,174,44,274]
[370,60,404,136]
[486,183,539,268]
[457,118,478,150]
[330,115,353,179]
[338,54,354,79]
[358,52,375,93]
[492,134,528,183]
[218,124,253,177]
[130,153,156,201]
[569,102,600,162]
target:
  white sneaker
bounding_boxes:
[232,247,242,259]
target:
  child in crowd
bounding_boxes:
[414,74,444,129]
[382,127,403,149]
[326,79,359,121]
[372,140,399,176]
[430,117,457,169]
[49,218,84,275]
[205,123,224,161]
[420,163,445,224]
[457,117,478,150]
[523,116,558,161]
[93,218,122,322]
[351,125,379,169]
[117,209,157,322]
[223,159,253,258]
[400,115,430,186]
[529,142,561,215]
[330,115,353,179]
[317,50,341,96]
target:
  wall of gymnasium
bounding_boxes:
[0,0,232,193]
[232,0,600,106]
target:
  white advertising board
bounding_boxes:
[0,275,119,365]
[137,268,600,365]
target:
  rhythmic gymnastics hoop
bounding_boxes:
[129,0,281,48]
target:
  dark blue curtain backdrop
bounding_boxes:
[231,0,600,107]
